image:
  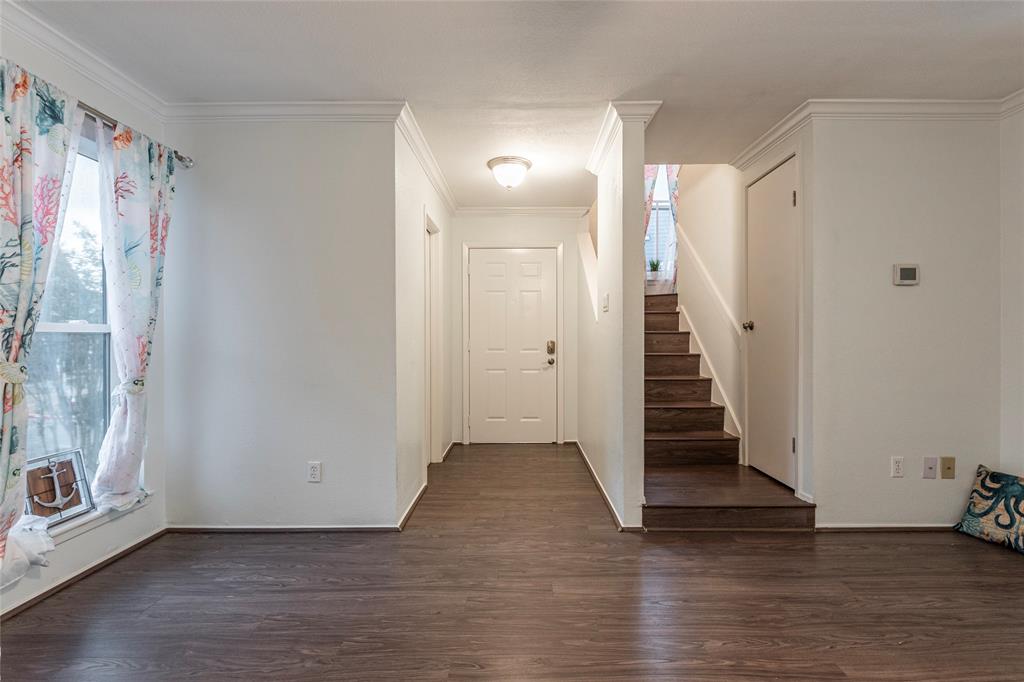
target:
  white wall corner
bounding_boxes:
[396,104,458,215]
[586,101,662,174]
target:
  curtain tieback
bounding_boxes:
[0,361,28,385]
[113,378,145,397]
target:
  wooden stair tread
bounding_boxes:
[645,352,700,357]
[645,293,677,297]
[645,400,721,409]
[644,331,688,334]
[645,430,739,441]
[645,375,707,381]
[644,465,814,508]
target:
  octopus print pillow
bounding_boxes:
[955,465,1024,554]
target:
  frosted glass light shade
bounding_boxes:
[487,156,532,189]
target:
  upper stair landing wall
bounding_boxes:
[673,165,746,440]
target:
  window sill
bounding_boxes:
[50,497,153,547]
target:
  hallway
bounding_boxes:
[3,444,1021,680]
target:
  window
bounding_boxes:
[645,202,674,267]
[25,132,111,482]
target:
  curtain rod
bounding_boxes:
[79,102,195,169]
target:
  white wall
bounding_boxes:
[448,212,583,444]
[577,110,647,528]
[674,164,745,434]
[394,125,452,520]
[1,15,169,612]
[809,117,1002,526]
[163,119,401,528]
[1000,102,1024,476]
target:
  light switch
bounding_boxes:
[923,457,938,479]
[602,293,610,312]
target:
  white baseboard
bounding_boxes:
[572,442,641,531]
[441,441,457,461]
[397,482,428,530]
[166,524,400,532]
[816,523,953,531]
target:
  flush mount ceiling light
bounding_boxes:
[487,156,532,190]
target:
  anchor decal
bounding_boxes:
[32,461,78,509]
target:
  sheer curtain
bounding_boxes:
[91,119,175,512]
[0,60,84,587]
[664,164,680,288]
[643,164,659,238]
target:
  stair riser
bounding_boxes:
[643,506,815,531]
[645,355,700,376]
[645,296,677,312]
[644,439,739,466]
[644,313,678,331]
[644,333,690,353]
[645,407,724,432]
[645,379,712,402]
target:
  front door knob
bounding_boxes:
[547,358,555,365]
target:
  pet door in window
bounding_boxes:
[24,449,95,526]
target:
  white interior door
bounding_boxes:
[468,248,557,442]
[746,157,799,488]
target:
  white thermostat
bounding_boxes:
[893,264,919,286]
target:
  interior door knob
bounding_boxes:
[742,320,755,331]
[547,358,555,365]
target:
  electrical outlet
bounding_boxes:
[891,456,904,478]
[923,457,938,479]
[940,456,955,480]
[307,461,322,483]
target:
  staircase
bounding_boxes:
[643,292,815,531]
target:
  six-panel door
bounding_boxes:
[468,248,557,442]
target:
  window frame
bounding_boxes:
[28,114,115,486]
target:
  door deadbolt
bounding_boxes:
[546,340,556,354]
[742,321,755,331]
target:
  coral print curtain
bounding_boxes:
[664,164,680,287]
[0,60,83,586]
[91,119,174,512]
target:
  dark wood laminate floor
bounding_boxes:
[3,443,1022,681]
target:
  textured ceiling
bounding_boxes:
[16,1,1024,207]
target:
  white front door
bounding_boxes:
[746,157,799,488]
[468,248,557,443]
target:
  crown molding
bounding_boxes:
[731,96,1021,170]
[162,101,407,123]
[396,104,458,214]
[0,0,167,123]
[586,100,662,175]
[1002,88,1024,120]
[455,206,589,218]
[610,100,663,123]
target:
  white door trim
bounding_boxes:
[741,135,813,503]
[462,242,565,445]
